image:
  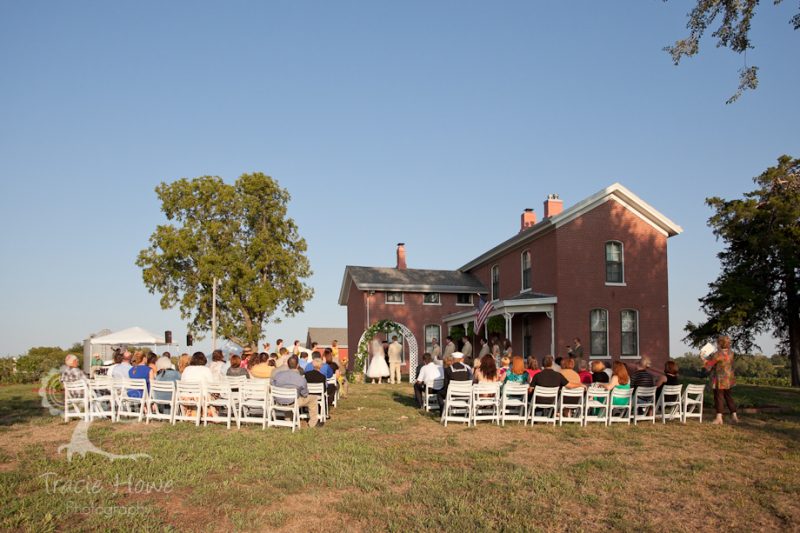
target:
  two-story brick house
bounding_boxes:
[339,183,682,377]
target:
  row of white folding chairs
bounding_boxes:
[438,382,704,427]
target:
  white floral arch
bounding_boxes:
[357,320,419,383]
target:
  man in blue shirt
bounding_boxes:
[270,356,321,428]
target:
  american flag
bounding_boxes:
[475,294,494,333]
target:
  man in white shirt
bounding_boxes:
[387,336,403,384]
[414,353,443,408]
[111,351,132,379]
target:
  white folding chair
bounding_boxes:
[559,387,586,426]
[584,386,611,426]
[116,379,148,422]
[88,377,114,421]
[631,386,657,425]
[683,384,705,423]
[529,386,559,425]
[111,378,126,422]
[608,387,632,424]
[268,386,300,432]
[305,383,327,421]
[174,382,203,426]
[441,382,472,426]
[424,378,445,412]
[204,381,235,428]
[471,382,501,425]
[238,381,269,429]
[500,383,529,425]
[147,381,176,424]
[655,384,684,423]
[63,381,89,422]
[327,377,339,408]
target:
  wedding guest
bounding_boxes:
[274,347,291,370]
[443,336,456,360]
[154,356,180,413]
[705,335,739,424]
[567,337,584,359]
[498,356,511,379]
[559,357,582,387]
[474,354,500,383]
[60,354,85,384]
[477,338,490,358]
[181,352,214,388]
[436,352,472,408]
[270,356,321,428]
[323,351,339,403]
[226,355,249,378]
[503,356,529,385]
[177,353,191,374]
[297,350,312,373]
[292,340,302,356]
[112,351,132,379]
[577,359,593,385]
[630,358,655,389]
[250,353,274,379]
[128,351,154,398]
[525,357,541,382]
[147,352,159,373]
[107,351,123,377]
[240,348,254,370]
[553,356,563,372]
[591,361,609,384]
[600,361,631,407]
[461,337,473,361]
[209,350,227,382]
[430,338,442,364]
[530,356,570,406]
[304,357,332,408]
[414,353,443,407]
[655,360,680,403]
[502,339,512,357]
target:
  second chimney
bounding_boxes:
[520,209,536,232]
[544,194,563,218]
[396,243,407,269]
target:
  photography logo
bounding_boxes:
[40,369,151,462]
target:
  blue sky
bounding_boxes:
[1,1,798,357]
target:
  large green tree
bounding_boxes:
[136,173,313,349]
[685,155,800,386]
[665,0,799,103]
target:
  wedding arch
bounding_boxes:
[356,319,419,383]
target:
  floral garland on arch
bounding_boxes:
[355,319,402,374]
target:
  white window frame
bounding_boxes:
[385,291,404,304]
[589,308,609,358]
[605,241,626,286]
[424,324,441,354]
[455,293,473,306]
[491,265,500,302]
[620,309,640,359]
[520,250,531,293]
[423,292,441,306]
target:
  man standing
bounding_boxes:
[567,338,584,360]
[443,336,456,360]
[275,339,284,354]
[292,340,301,356]
[387,336,403,384]
[477,338,490,358]
[414,353,443,408]
[270,356,321,428]
[430,338,442,365]
[437,352,472,409]
[461,337,473,361]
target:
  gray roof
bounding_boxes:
[339,266,487,305]
[306,327,348,347]
[506,291,556,301]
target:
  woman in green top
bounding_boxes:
[601,361,631,405]
[503,356,530,386]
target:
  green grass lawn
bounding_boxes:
[1,381,799,532]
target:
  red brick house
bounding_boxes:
[339,183,682,376]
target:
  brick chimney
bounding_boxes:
[520,208,536,232]
[396,243,407,269]
[543,194,563,218]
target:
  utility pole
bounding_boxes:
[212,277,218,350]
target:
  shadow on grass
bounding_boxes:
[0,390,48,426]
[391,391,418,409]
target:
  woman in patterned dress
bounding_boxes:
[704,335,739,425]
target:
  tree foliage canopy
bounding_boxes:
[136,173,313,348]
[665,0,799,103]
[685,155,800,386]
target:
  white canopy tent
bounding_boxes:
[83,327,168,372]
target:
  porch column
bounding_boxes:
[503,312,515,343]
[546,310,555,356]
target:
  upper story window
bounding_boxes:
[423,293,440,305]
[521,251,531,291]
[605,241,624,284]
[385,292,404,304]
[491,265,500,301]
[590,308,609,357]
[456,293,473,306]
[621,309,639,357]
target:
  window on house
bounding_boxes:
[385,292,403,304]
[424,324,441,354]
[621,309,638,356]
[521,251,531,291]
[423,293,440,305]
[491,265,500,301]
[456,293,473,305]
[590,309,608,357]
[605,241,624,283]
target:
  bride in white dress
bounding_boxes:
[366,338,390,383]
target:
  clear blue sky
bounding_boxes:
[1,1,798,357]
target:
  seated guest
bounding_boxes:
[630,358,655,389]
[319,349,336,379]
[249,352,274,379]
[60,354,85,384]
[128,351,154,398]
[107,351,123,377]
[553,356,563,372]
[112,351,132,379]
[297,350,312,373]
[436,352,472,409]
[577,359,593,385]
[600,361,631,406]
[154,356,181,413]
[474,354,500,383]
[503,355,530,386]
[181,352,214,388]
[655,360,680,402]
[226,355,249,378]
[304,357,334,408]
[525,357,541,382]
[591,361,610,384]
[414,353,443,408]
[274,347,291,371]
[239,348,254,370]
[177,353,191,374]
[531,355,583,404]
[270,356,321,428]
[209,349,227,382]
[557,356,585,404]
[147,352,159,373]
[498,356,511,379]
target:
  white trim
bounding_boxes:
[605,283,627,287]
[620,356,642,360]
